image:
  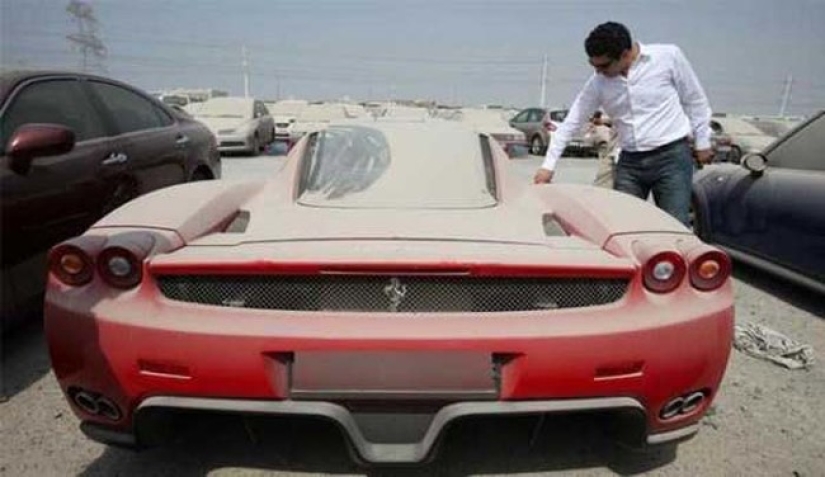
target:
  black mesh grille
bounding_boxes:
[155,275,629,312]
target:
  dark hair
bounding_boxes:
[585,22,632,60]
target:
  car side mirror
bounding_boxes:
[7,123,76,175]
[742,153,767,177]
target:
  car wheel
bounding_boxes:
[249,135,260,156]
[729,146,742,164]
[530,136,545,155]
[190,169,212,181]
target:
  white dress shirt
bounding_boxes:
[541,43,712,171]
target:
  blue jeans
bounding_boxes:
[614,139,694,226]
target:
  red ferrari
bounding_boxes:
[44,120,734,464]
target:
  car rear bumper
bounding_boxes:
[79,395,699,463]
[45,279,733,463]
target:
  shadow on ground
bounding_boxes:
[0,315,51,402]
[733,261,825,319]
[79,413,678,476]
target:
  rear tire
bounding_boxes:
[249,135,260,156]
[530,136,546,155]
[190,169,212,182]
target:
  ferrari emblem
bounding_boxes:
[383,277,407,312]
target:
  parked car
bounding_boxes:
[693,110,825,294]
[264,99,308,149]
[290,102,358,141]
[509,107,555,155]
[509,107,595,156]
[456,107,528,157]
[193,97,275,155]
[45,119,734,464]
[0,70,220,327]
[708,116,777,164]
[710,120,736,163]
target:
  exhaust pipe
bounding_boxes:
[659,397,684,420]
[660,391,707,420]
[96,397,123,421]
[73,391,100,415]
[680,391,705,413]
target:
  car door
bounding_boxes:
[0,76,120,267]
[712,112,825,282]
[85,79,187,204]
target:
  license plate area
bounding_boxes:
[288,351,499,400]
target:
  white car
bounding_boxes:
[265,99,309,147]
[194,97,275,155]
[457,108,528,157]
[710,116,779,163]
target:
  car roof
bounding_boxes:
[0,69,153,104]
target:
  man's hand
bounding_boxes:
[533,168,555,184]
[694,148,713,165]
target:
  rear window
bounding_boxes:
[297,124,498,209]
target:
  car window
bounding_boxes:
[527,109,543,122]
[0,78,108,152]
[549,110,568,122]
[512,110,529,123]
[89,81,173,133]
[297,124,497,208]
[766,113,825,171]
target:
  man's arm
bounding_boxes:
[534,77,600,183]
[672,46,713,162]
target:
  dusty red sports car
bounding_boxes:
[44,120,734,464]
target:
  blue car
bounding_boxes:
[692,110,825,294]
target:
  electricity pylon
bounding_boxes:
[66,0,106,72]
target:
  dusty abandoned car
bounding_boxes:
[45,120,734,464]
[693,110,825,294]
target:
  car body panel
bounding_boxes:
[693,110,825,292]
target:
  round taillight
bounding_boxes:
[49,245,94,286]
[97,247,142,289]
[690,250,731,291]
[643,251,686,293]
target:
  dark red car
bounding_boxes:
[1,70,221,326]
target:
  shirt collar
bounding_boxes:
[636,42,651,63]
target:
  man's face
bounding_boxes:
[589,51,627,77]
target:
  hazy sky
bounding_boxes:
[3,0,825,116]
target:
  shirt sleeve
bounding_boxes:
[540,76,600,171]
[672,46,713,151]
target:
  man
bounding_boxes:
[533,22,713,226]
[586,111,619,188]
